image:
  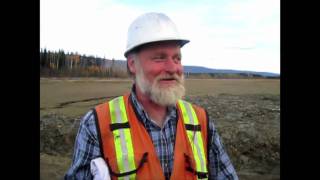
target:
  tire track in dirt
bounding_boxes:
[41,95,119,110]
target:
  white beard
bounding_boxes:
[135,64,185,106]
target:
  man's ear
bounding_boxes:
[127,55,136,75]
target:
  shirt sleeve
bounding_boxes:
[64,110,102,180]
[207,117,239,180]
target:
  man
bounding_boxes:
[65,12,238,180]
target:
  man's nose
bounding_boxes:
[164,58,181,74]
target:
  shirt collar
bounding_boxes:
[130,84,177,128]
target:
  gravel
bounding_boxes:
[40,94,280,179]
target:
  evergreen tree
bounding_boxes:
[58,49,65,69]
[42,48,48,67]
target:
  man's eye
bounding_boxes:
[174,57,181,63]
[152,56,166,60]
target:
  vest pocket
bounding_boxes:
[105,152,148,179]
[184,153,208,179]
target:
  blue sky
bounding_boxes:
[41,0,280,73]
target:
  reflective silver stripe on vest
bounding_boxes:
[178,100,208,179]
[109,96,136,179]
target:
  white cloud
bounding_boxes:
[41,0,141,57]
[41,0,280,73]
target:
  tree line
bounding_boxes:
[40,48,128,78]
[40,48,278,79]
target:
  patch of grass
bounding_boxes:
[40,78,280,118]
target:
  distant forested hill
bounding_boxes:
[183,66,279,78]
[40,48,279,78]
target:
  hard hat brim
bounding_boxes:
[124,38,190,58]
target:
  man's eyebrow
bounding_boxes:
[153,51,181,55]
[151,52,167,57]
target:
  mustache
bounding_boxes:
[156,74,183,83]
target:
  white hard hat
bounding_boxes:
[124,12,190,57]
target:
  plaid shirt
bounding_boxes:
[65,89,238,180]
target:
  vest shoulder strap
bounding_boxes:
[95,96,139,179]
[177,99,209,178]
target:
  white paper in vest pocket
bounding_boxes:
[90,157,111,180]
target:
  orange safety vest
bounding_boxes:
[94,94,209,180]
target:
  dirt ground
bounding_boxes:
[40,78,280,180]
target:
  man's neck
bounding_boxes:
[134,85,167,127]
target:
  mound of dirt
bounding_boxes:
[40,113,80,157]
[185,94,280,177]
[40,94,280,179]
